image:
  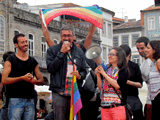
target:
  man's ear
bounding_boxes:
[15,43,18,48]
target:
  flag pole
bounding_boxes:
[70,61,75,120]
[73,60,81,120]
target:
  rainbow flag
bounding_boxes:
[41,5,103,29]
[70,64,82,120]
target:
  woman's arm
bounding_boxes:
[156,59,160,73]
[96,66,120,89]
[126,80,142,88]
[126,62,143,88]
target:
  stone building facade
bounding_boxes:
[0,0,100,82]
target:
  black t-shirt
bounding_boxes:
[126,60,143,97]
[6,54,38,99]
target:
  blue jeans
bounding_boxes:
[8,98,35,120]
[0,107,9,120]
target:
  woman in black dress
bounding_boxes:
[120,44,143,120]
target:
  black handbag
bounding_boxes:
[81,69,96,101]
[112,86,134,120]
[81,62,97,101]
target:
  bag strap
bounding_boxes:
[111,86,125,105]
[112,86,122,100]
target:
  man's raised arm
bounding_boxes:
[83,24,97,50]
[39,10,55,47]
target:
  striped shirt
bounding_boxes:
[101,67,121,107]
[149,60,160,100]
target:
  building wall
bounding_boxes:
[143,10,160,40]
[0,0,102,82]
[100,11,113,64]
[113,30,142,65]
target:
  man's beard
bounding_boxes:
[18,45,28,52]
[141,52,147,58]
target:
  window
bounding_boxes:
[148,17,155,30]
[102,21,106,37]
[132,34,139,47]
[113,36,118,47]
[102,47,107,62]
[28,34,34,56]
[108,23,112,39]
[122,35,129,45]
[132,55,140,65]
[0,16,5,52]
[42,37,47,58]
[14,30,20,52]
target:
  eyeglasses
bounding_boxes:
[108,53,117,56]
[61,34,73,38]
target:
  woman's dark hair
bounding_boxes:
[149,40,160,61]
[119,44,131,57]
[110,47,128,70]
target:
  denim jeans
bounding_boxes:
[1,107,9,120]
[8,98,35,120]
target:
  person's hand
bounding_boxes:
[49,99,52,104]
[39,9,42,20]
[23,73,33,82]
[71,70,81,80]
[30,76,37,84]
[96,66,105,76]
[60,42,71,53]
[94,67,101,77]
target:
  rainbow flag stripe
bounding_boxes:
[70,64,82,120]
[73,77,82,117]
[41,6,103,29]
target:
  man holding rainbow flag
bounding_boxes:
[46,24,87,120]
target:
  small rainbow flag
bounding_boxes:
[41,5,103,29]
[70,64,82,120]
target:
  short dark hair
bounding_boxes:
[13,33,25,44]
[60,25,75,36]
[3,51,15,62]
[136,36,150,46]
[119,44,131,57]
[149,40,160,61]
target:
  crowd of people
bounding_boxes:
[0,9,160,120]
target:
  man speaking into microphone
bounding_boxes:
[46,25,87,120]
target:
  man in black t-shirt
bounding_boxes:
[2,33,44,120]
